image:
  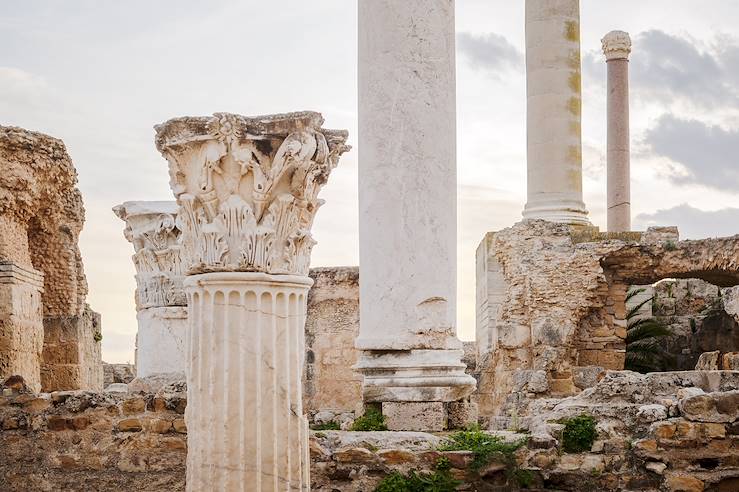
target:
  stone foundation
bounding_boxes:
[2,370,738,491]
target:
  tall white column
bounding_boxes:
[523,0,590,225]
[113,201,187,377]
[156,111,349,491]
[602,31,632,233]
[356,0,475,407]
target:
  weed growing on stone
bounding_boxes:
[439,429,524,471]
[311,421,340,431]
[560,414,597,453]
[351,406,387,431]
[374,457,460,492]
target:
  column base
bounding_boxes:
[355,349,476,403]
[522,199,590,226]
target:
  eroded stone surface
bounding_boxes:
[0,126,100,392]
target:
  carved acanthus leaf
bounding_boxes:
[155,111,350,276]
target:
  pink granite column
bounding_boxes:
[602,31,632,232]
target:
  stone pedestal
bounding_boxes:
[156,111,349,491]
[114,201,187,378]
[135,306,187,377]
[522,0,589,225]
[602,31,632,233]
[0,262,44,392]
[356,0,475,415]
[184,272,312,490]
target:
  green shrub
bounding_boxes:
[374,458,460,492]
[93,331,103,343]
[561,414,597,453]
[513,468,535,488]
[439,429,524,471]
[311,421,340,431]
[351,406,387,431]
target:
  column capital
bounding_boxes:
[113,201,185,309]
[155,112,350,277]
[602,30,632,61]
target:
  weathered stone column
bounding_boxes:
[356,0,475,429]
[156,112,349,491]
[522,0,590,225]
[602,31,632,232]
[113,201,187,377]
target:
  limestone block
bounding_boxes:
[382,401,446,432]
[679,390,739,423]
[695,351,720,370]
[722,352,739,371]
[0,262,44,392]
[447,401,479,430]
[573,366,605,390]
[41,307,103,392]
[636,404,668,423]
[135,306,187,377]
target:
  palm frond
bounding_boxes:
[626,322,672,344]
[626,296,653,321]
[625,287,647,303]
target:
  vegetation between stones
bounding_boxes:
[625,288,673,373]
[560,414,597,453]
[351,406,387,431]
[438,428,524,471]
[310,421,340,431]
[374,458,460,492]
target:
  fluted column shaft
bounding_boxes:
[185,273,311,491]
[523,0,590,225]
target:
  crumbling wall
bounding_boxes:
[0,126,101,392]
[475,220,739,417]
[304,267,361,418]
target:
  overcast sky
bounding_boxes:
[2,1,738,363]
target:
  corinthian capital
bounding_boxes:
[113,201,186,309]
[154,111,350,276]
[602,30,632,61]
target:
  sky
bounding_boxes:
[2,1,738,363]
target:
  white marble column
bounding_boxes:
[156,111,349,491]
[113,201,187,377]
[356,0,475,406]
[602,31,632,233]
[523,0,590,225]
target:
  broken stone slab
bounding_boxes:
[104,383,128,394]
[127,372,184,394]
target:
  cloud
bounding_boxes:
[457,32,523,74]
[644,115,739,192]
[634,204,739,240]
[584,30,739,109]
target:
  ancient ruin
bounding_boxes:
[156,111,350,490]
[1,0,739,491]
[0,126,102,393]
[113,201,187,377]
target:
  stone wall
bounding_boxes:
[475,220,739,417]
[0,381,186,491]
[304,267,362,418]
[0,126,101,392]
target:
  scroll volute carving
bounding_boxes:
[155,112,350,276]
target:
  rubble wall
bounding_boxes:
[2,371,738,491]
